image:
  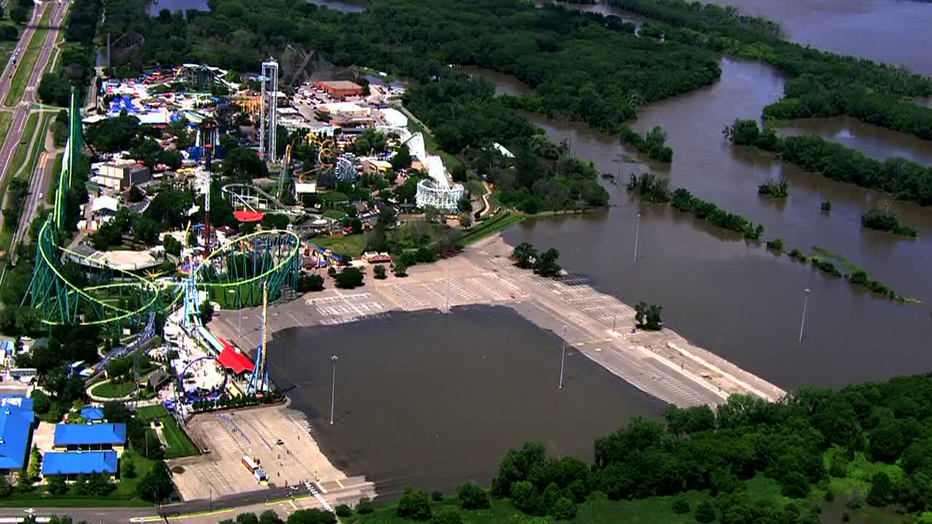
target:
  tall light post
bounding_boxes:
[329,355,338,424]
[633,213,642,265]
[558,325,567,389]
[798,288,810,343]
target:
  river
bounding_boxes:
[268,307,664,493]
[458,55,932,390]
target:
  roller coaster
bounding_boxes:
[23,89,302,338]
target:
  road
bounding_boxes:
[0,480,370,523]
[0,0,70,254]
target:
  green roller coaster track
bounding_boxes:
[23,89,301,335]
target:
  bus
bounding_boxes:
[242,455,260,474]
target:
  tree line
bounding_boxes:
[724,119,928,221]
[492,371,932,521]
[607,0,932,142]
[627,173,764,240]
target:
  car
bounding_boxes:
[202,446,211,454]
[37,192,42,200]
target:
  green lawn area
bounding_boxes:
[24,112,51,178]
[135,405,198,459]
[314,233,368,257]
[89,380,136,399]
[323,209,347,220]
[7,111,39,177]
[4,5,53,106]
[462,212,524,245]
[0,112,12,153]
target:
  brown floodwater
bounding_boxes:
[775,116,932,166]
[267,307,664,494]
[462,57,932,390]
[701,0,932,77]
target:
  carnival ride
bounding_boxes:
[378,126,465,212]
[276,131,358,199]
[25,88,301,356]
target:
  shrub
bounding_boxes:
[356,499,373,514]
[695,501,716,523]
[510,481,540,515]
[432,507,463,524]
[334,505,351,517]
[374,265,387,280]
[432,490,444,501]
[457,482,490,510]
[672,496,690,514]
[551,497,576,520]
[781,472,810,498]
[823,490,835,502]
[397,487,432,521]
[766,238,784,251]
[821,200,832,212]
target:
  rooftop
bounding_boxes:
[0,396,34,470]
[53,423,126,446]
[41,451,118,475]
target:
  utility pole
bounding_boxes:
[633,213,642,265]
[558,325,567,389]
[329,355,338,424]
[798,288,810,343]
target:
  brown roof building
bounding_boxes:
[315,81,364,99]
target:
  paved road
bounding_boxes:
[0,0,70,253]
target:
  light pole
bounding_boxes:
[633,213,642,265]
[329,355,338,424]
[798,288,810,343]
[559,325,567,389]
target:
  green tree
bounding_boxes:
[867,472,892,507]
[695,500,716,523]
[334,505,351,518]
[390,144,412,170]
[136,462,174,502]
[457,481,490,510]
[534,248,560,277]
[334,267,365,289]
[551,497,576,520]
[634,302,663,330]
[373,265,387,280]
[258,510,282,524]
[199,299,214,324]
[672,495,690,514]
[396,487,431,520]
[433,507,463,524]
[510,481,540,515]
[46,474,68,495]
[123,457,137,478]
[356,499,373,514]
[235,513,258,524]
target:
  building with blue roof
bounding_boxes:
[0,395,35,472]
[41,451,118,479]
[79,406,105,422]
[53,423,126,454]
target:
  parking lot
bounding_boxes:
[168,405,374,502]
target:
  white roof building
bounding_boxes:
[91,196,120,215]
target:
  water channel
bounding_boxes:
[461,52,932,390]
[269,308,664,492]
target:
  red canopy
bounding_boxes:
[233,210,264,223]
[216,337,255,374]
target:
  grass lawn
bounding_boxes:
[0,112,12,154]
[90,380,136,399]
[314,233,368,257]
[7,111,39,178]
[24,112,51,178]
[462,212,524,245]
[4,5,53,106]
[323,209,347,220]
[135,405,198,459]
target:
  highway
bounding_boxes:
[0,0,70,255]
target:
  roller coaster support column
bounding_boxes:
[246,283,270,395]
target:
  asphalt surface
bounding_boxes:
[0,0,70,249]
